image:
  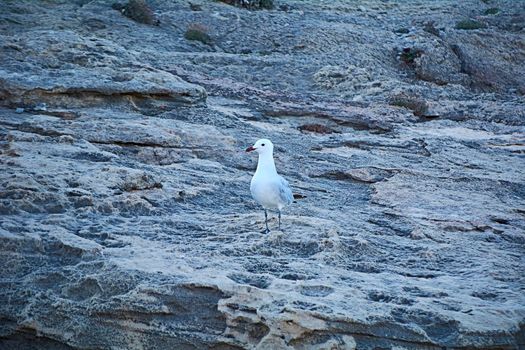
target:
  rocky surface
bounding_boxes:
[1,0,524,349]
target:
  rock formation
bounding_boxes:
[1,0,524,349]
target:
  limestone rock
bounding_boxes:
[0,1,524,349]
[443,31,525,93]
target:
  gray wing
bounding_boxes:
[278,175,293,206]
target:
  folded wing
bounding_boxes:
[278,175,294,206]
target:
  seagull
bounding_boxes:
[246,139,293,233]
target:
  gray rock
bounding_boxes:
[413,38,468,86]
[34,102,47,111]
[0,67,206,109]
[0,1,524,349]
[444,30,525,93]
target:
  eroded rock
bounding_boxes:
[0,1,524,349]
[0,67,207,110]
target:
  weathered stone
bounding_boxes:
[0,67,207,109]
[413,40,468,86]
[0,1,524,349]
[444,31,525,93]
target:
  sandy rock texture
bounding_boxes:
[1,0,524,349]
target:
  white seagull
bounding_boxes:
[246,139,293,233]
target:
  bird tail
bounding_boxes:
[293,193,306,203]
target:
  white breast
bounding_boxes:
[251,177,281,209]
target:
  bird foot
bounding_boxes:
[261,228,270,234]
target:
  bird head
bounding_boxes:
[246,139,273,155]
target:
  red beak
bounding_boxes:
[245,146,256,152]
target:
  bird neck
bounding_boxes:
[256,151,277,176]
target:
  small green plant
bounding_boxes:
[259,0,274,9]
[390,94,428,117]
[184,23,211,44]
[400,47,423,65]
[217,0,274,10]
[455,19,486,30]
[484,7,499,15]
[118,0,159,25]
[423,21,440,36]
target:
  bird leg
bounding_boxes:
[263,209,270,234]
[278,210,282,231]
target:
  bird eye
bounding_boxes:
[261,143,265,146]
